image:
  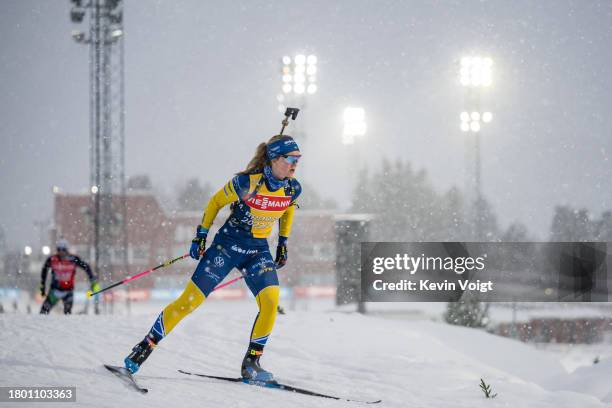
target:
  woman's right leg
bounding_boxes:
[124,242,235,373]
[123,280,206,373]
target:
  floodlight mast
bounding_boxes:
[68,0,127,312]
[459,55,493,239]
[277,53,318,142]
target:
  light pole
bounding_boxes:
[342,106,367,213]
[69,0,127,313]
[277,54,317,140]
[459,55,493,239]
[338,107,368,315]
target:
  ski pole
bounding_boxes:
[212,274,244,292]
[86,253,190,297]
[211,256,285,293]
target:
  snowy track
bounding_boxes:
[0,302,610,407]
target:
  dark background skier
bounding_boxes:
[40,239,100,314]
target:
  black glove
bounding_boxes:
[189,226,208,260]
[275,236,288,269]
[39,282,46,297]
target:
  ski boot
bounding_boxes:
[124,334,156,374]
[241,348,274,382]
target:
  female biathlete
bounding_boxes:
[123,134,302,382]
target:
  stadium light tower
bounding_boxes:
[277,54,317,141]
[459,55,493,239]
[277,54,317,110]
[279,54,318,100]
[342,107,367,198]
[68,0,128,313]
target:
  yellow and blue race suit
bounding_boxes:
[147,172,301,351]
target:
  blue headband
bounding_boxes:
[266,137,300,160]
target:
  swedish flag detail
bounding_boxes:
[252,335,269,346]
[151,312,166,339]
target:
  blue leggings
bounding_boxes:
[191,235,278,297]
[148,233,280,348]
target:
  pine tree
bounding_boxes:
[479,378,497,398]
[176,178,212,211]
[299,181,338,209]
[444,298,489,328]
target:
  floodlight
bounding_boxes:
[110,29,123,39]
[294,84,305,94]
[72,30,86,43]
[460,55,493,87]
[343,107,367,138]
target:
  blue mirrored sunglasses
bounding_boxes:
[282,154,301,164]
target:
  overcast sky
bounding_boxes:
[1,0,611,249]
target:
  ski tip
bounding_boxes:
[104,364,123,370]
[104,364,129,375]
[104,364,148,394]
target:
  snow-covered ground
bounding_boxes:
[1,299,611,407]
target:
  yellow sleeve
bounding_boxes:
[200,179,240,229]
[279,204,296,238]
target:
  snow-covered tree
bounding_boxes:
[444,298,489,328]
[175,178,212,212]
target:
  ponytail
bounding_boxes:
[237,135,288,175]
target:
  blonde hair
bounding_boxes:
[238,135,288,175]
